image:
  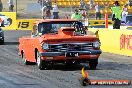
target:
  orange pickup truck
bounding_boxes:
[19,19,102,70]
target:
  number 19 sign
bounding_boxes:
[17,19,37,30]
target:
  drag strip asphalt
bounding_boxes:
[0,30,131,88]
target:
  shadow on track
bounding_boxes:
[44,63,90,71]
[44,61,132,71]
[98,62,132,70]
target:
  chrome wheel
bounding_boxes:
[36,51,47,70]
[37,52,41,66]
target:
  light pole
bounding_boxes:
[105,0,108,28]
[42,0,44,19]
[15,0,17,19]
[70,0,73,14]
[16,0,17,12]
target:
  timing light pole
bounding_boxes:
[16,0,17,12]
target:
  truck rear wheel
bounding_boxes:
[36,51,47,70]
[89,59,98,70]
[22,53,31,65]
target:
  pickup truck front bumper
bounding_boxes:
[40,50,102,57]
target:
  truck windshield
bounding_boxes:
[38,21,86,34]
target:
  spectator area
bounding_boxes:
[52,0,132,14]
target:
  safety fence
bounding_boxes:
[0,12,114,30]
[89,28,132,56]
[1,0,132,19]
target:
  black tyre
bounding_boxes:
[36,51,47,70]
[0,38,4,44]
[89,59,98,70]
[22,53,31,65]
[0,41,4,44]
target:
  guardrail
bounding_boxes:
[89,28,132,56]
[0,12,114,30]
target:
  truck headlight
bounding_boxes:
[93,41,100,48]
[42,43,49,50]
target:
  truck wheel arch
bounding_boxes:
[21,50,24,58]
[35,48,38,62]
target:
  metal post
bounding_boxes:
[105,1,108,28]
[16,0,17,19]
[70,0,73,14]
[105,13,108,28]
[42,0,44,19]
[16,0,17,12]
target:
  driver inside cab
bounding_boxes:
[31,25,37,37]
[37,23,54,35]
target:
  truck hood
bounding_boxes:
[39,27,98,43]
[40,33,98,43]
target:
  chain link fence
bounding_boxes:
[1,0,78,19]
[1,0,16,12]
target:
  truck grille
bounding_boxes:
[48,43,93,52]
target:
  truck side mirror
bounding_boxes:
[31,25,38,37]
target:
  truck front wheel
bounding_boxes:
[36,51,47,70]
[89,59,98,70]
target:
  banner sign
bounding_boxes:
[0,12,113,30]
[0,12,16,30]
[16,19,38,30]
[89,20,113,25]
